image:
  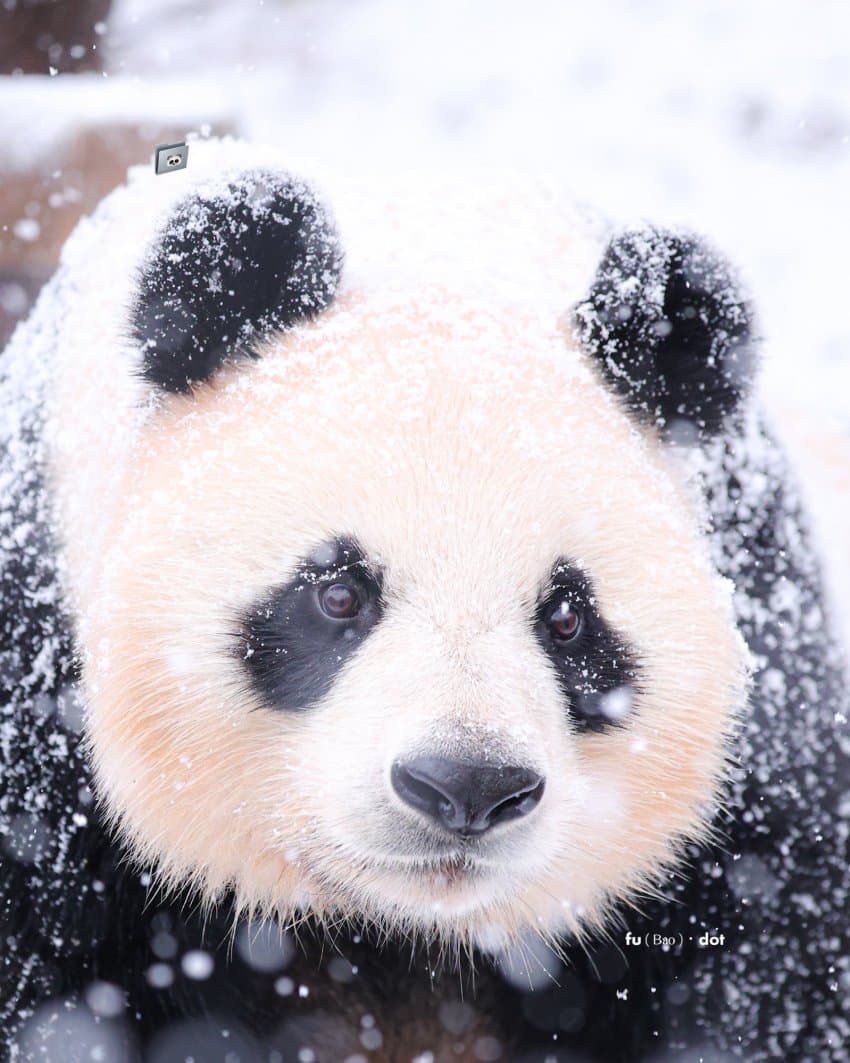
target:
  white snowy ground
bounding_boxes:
[2,0,849,621]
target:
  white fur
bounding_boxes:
[42,142,748,950]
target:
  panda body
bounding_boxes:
[1,140,848,1061]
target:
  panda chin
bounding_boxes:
[419,858,504,913]
[370,866,504,924]
[339,848,531,933]
[351,832,544,916]
[379,851,484,888]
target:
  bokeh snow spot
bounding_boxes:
[495,932,564,992]
[235,918,295,973]
[180,949,214,980]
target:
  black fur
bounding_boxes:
[239,538,384,712]
[132,170,343,392]
[575,227,757,439]
[534,560,640,731]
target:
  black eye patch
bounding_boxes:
[534,560,641,732]
[237,538,383,712]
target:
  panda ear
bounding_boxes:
[574,227,758,440]
[132,170,343,393]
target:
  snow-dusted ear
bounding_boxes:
[574,228,758,440]
[131,170,343,393]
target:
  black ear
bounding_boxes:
[132,170,343,393]
[574,228,757,440]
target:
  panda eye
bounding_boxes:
[547,600,582,644]
[317,579,362,621]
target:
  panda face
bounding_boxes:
[81,289,746,946]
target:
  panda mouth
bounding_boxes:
[427,855,477,887]
[409,850,491,889]
[374,848,484,879]
[369,830,516,885]
[362,849,515,911]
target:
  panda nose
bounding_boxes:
[391,757,545,837]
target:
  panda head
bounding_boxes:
[81,169,752,950]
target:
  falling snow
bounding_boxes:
[2,5,850,1060]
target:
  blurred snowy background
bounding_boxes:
[1,0,849,592]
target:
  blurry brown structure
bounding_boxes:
[1,0,111,344]
[0,122,225,348]
[0,0,112,75]
[0,1,240,347]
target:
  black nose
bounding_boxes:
[391,757,545,837]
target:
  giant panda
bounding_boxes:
[1,139,848,1062]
